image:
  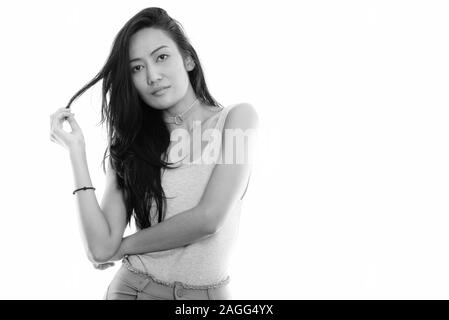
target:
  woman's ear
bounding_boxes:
[185,56,196,71]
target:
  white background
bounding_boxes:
[0,0,448,299]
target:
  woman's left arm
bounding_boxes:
[110,103,259,260]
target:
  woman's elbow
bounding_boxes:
[87,250,107,264]
[87,244,116,264]
[202,209,225,235]
[204,221,218,235]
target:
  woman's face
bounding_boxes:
[128,27,193,110]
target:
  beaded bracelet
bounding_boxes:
[73,186,96,195]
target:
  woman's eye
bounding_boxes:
[157,54,169,62]
[131,65,143,73]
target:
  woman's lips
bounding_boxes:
[151,86,170,96]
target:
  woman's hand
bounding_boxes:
[49,107,85,152]
[93,262,115,270]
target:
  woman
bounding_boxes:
[49,7,258,300]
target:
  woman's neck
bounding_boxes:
[165,102,208,133]
[162,89,214,132]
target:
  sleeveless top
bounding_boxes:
[126,104,243,286]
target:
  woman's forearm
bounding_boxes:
[120,205,213,256]
[69,146,116,262]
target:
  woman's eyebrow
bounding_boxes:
[129,45,169,63]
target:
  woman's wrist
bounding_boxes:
[68,141,86,156]
[68,144,87,166]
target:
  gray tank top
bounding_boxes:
[127,104,244,286]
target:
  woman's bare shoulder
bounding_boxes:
[226,102,258,129]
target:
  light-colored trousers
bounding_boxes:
[104,263,231,300]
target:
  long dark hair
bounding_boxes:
[65,7,221,229]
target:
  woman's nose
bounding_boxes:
[146,67,162,85]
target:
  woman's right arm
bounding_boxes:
[50,107,127,263]
[70,146,127,263]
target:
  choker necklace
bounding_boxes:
[164,98,199,125]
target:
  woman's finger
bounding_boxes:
[50,110,70,125]
[93,262,114,270]
[50,133,59,143]
[49,107,71,121]
[66,114,81,132]
[51,110,73,132]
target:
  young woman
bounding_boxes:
[49,7,258,300]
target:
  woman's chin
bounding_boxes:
[144,97,174,110]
